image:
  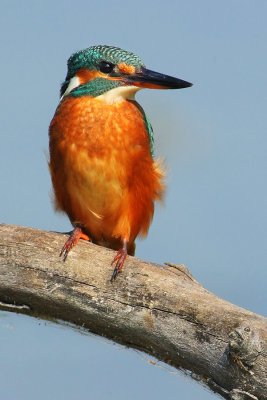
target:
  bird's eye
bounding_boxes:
[99,61,115,74]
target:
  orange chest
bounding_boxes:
[49,96,151,160]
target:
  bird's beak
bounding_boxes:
[123,67,192,89]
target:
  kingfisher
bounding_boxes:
[49,45,192,281]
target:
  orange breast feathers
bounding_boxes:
[49,96,165,248]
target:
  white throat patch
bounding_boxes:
[61,76,81,99]
[97,86,140,104]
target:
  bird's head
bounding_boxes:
[60,45,192,102]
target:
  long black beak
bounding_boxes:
[124,67,192,89]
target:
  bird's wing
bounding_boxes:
[142,111,155,157]
[130,100,155,157]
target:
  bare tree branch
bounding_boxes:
[0,224,266,399]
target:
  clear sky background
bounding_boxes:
[0,1,266,399]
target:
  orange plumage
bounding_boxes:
[49,96,164,256]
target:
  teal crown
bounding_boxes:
[67,45,145,77]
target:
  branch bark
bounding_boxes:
[0,224,266,399]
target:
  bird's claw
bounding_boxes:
[60,227,90,261]
[60,237,74,261]
[110,247,127,282]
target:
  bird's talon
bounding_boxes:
[60,227,90,261]
[110,267,120,282]
[110,246,127,282]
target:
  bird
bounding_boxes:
[49,45,192,281]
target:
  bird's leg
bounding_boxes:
[60,226,90,261]
[110,239,128,282]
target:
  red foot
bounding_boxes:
[110,243,128,282]
[60,227,90,261]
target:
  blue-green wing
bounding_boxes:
[132,101,155,157]
[142,111,155,157]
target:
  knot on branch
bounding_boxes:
[228,323,261,372]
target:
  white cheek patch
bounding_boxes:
[97,86,141,104]
[61,76,81,99]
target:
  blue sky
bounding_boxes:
[1,1,266,399]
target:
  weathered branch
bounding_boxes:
[0,224,266,399]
